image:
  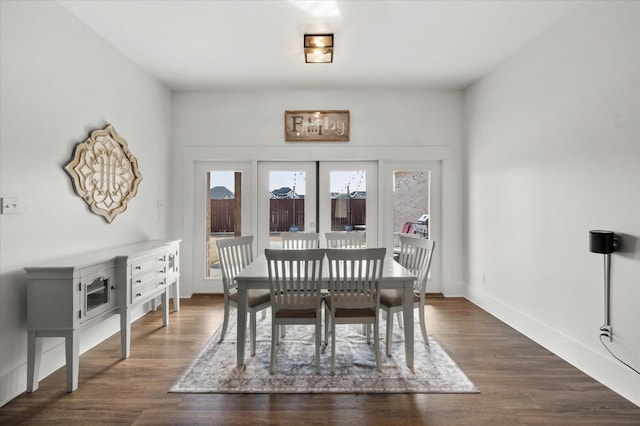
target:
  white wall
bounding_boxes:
[464,1,640,406]
[171,90,465,297]
[0,1,172,406]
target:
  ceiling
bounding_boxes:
[58,0,580,91]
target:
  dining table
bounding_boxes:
[234,253,417,369]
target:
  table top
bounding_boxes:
[236,253,415,284]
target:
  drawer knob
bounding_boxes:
[136,292,142,297]
[111,285,116,290]
[135,266,141,270]
[136,279,142,283]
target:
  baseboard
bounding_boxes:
[466,285,640,407]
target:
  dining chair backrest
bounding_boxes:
[216,235,254,292]
[325,248,385,308]
[325,231,366,248]
[397,235,435,293]
[280,232,320,249]
[265,248,325,310]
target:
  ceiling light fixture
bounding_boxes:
[304,34,333,63]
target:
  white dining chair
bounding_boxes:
[324,231,366,248]
[216,236,270,356]
[380,236,435,356]
[281,232,320,249]
[277,232,321,338]
[324,248,385,373]
[265,248,325,374]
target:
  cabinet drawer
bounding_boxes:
[130,253,166,276]
[131,268,165,289]
[131,278,166,304]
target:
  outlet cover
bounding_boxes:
[1,197,21,214]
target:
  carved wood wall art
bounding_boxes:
[64,124,143,223]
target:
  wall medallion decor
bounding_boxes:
[64,124,143,223]
[285,110,349,142]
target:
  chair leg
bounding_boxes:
[219,301,230,342]
[373,319,381,371]
[386,309,394,356]
[250,312,257,356]
[419,306,429,346]
[397,311,404,329]
[315,315,321,374]
[324,308,329,345]
[270,316,277,374]
[331,320,336,375]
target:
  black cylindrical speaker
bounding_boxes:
[590,230,615,254]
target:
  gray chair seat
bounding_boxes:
[379,289,420,308]
[230,289,271,309]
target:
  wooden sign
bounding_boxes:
[285,110,349,142]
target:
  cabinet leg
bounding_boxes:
[120,309,131,359]
[162,289,169,326]
[27,330,42,392]
[65,330,79,392]
[173,278,180,312]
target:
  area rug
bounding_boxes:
[170,309,479,394]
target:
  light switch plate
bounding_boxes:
[1,197,21,214]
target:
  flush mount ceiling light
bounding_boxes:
[304,34,333,63]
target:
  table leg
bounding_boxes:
[236,287,248,368]
[403,282,414,369]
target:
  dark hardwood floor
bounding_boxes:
[2,295,638,425]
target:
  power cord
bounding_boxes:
[599,330,640,375]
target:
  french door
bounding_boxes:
[318,161,378,248]
[193,161,254,293]
[256,162,317,253]
[257,161,378,253]
[381,160,441,293]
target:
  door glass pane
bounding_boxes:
[330,170,367,232]
[207,170,241,277]
[393,170,430,248]
[269,171,306,248]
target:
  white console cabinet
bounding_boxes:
[25,240,181,392]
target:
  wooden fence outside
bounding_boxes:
[210,198,366,233]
